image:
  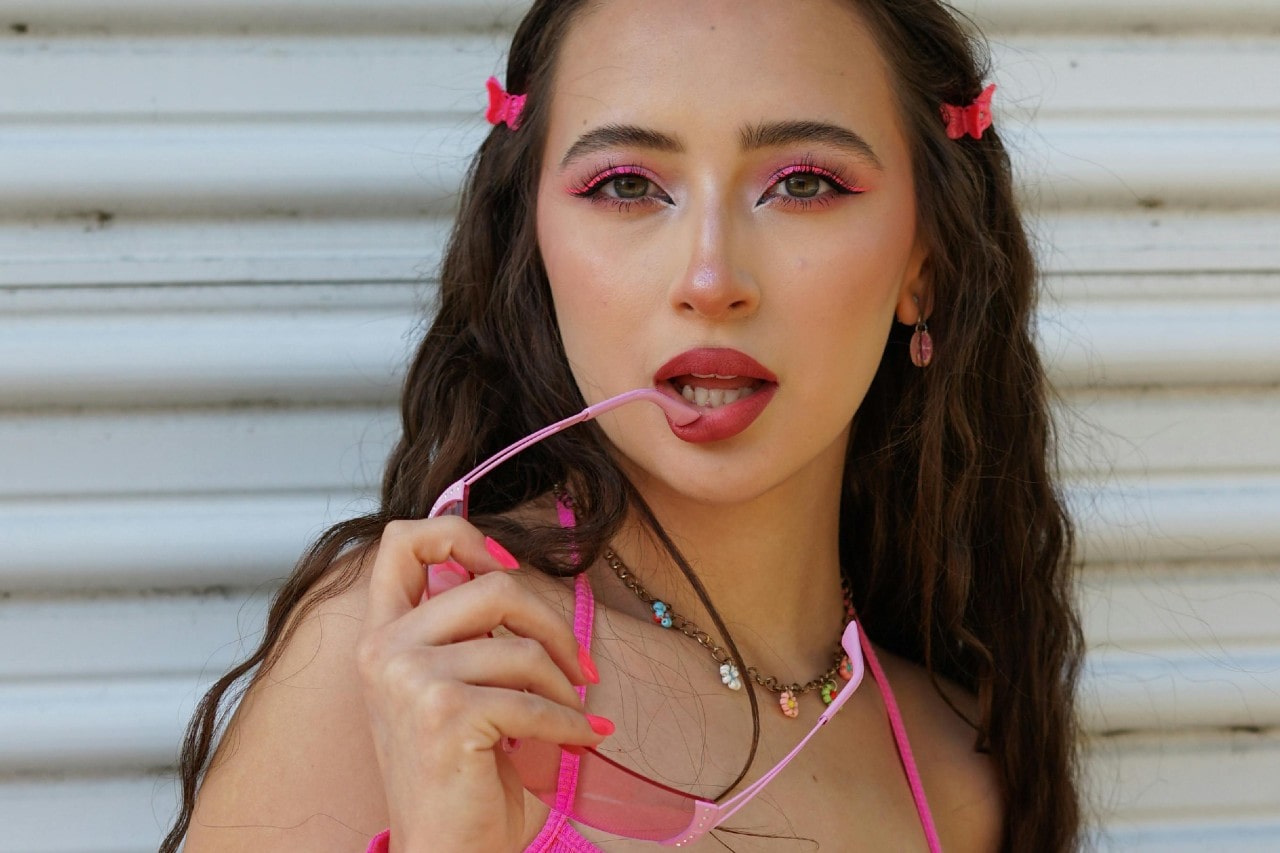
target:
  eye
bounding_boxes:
[779,173,826,199]
[759,163,865,208]
[602,174,655,200]
[571,165,672,208]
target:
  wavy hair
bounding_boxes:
[163,2,1083,850]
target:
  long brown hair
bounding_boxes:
[162,2,1083,850]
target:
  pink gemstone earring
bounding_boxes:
[910,314,934,368]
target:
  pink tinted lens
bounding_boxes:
[508,738,699,842]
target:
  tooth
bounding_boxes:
[708,389,725,408]
[722,388,741,404]
[694,387,710,407]
[739,386,754,398]
[692,373,715,379]
[681,385,695,402]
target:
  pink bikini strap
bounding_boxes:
[858,630,943,853]
[550,495,593,816]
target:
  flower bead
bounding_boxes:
[778,690,799,718]
[719,663,742,690]
[651,601,673,629]
[838,655,854,681]
[821,680,839,705]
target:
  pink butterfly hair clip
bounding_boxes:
[940,83,996,140]
[486,76,527,130]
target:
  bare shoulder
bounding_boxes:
[875,647,1003,853]
[185,547,386,851]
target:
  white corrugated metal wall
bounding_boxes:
[1,1,1276,850]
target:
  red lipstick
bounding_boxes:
[654,348,778,443]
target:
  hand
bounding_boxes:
[356,517,606,852]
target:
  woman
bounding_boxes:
[164,0,1083,850]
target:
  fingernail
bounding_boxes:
[561,744,587,756]
[427,561,470,594]
[484,536,521,570]
[586,714,615,737]
[578,644,599,684]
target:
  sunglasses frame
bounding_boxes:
[425,387,866,846]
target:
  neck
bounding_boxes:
[603,449,849,678]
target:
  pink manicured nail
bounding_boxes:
[578,644,600,684]
[484,536,521,570]
[427,560,470,594]
[586,714,615,737]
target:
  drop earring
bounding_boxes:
[910,314,933,368]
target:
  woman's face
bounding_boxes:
[536,0,927,506]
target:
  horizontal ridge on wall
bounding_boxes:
[3,36,1274,119]
[0,492,376,591]
[1071,473,1280,564]
[1086,730,1280,852]
[3,387,1273,488]
[1080,644,1280,732]
[2,212,1277,289]
[4,732,1277,852]
[3,295,1277,405]
[0,773,178,853]
[2,0,1277,34]
[1,476,1274,592]
[0,219,450,287]
[1,120,1277,215]
[0,309,414,406]
[0,408,398,496]
[0,639,1273,776]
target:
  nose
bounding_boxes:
[668,205,760,321]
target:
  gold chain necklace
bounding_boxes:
[604,548,855,718]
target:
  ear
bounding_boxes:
[894,238,933,326]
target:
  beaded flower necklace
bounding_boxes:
[605,549,856,718]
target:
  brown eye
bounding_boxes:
[783,173,823,198]
[609,176,651,199]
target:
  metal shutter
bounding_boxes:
[2,1,1276,849]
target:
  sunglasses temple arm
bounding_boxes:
[708,623,867,827]
[461,389,698,486]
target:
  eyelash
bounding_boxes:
[763,160,866,209]
[569,163,668,211]
[569,158,866,211]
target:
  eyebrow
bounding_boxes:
[560,125,684,168]
[741,120,883,171]
[559,119,883,171]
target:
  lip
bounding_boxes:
[654,348,779,384]
[654,347,778,443]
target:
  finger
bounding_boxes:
[407,571,593,686]
[460,685,611,750]
[427,538,521,598]
[413,636,586,711]
[365,517,519,627]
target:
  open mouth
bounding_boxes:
[653,349,777,440]
[668,374,766,409]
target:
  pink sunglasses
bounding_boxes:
[427,388,867,846]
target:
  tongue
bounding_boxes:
[670,374,761,391]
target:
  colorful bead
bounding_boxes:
[821,680,839,705]
[838,654,854,681]
[651,601,673,629]
[779,690,799,718]
[719,663,742,690]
